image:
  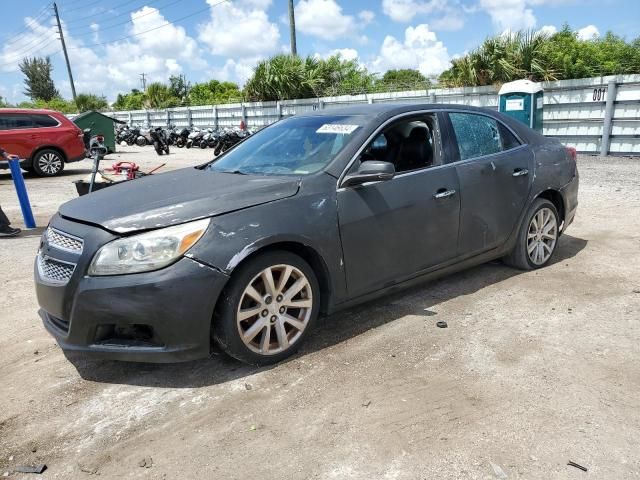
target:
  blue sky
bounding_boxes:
[1,0,638,103]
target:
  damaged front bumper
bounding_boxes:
[35,215,229,363]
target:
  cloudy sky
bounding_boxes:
[1,0,638,103]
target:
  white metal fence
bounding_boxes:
[109,74,640,156]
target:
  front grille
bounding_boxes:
[47,313,70,333]
[45,227,83,254]
[37,254,76,285]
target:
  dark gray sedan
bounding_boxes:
[35,104,579,365]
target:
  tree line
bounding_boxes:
[3,25,638,113]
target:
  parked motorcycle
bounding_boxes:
[150,127,170,156]
[175,127,190,148]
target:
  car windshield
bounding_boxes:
[207,115,364,175]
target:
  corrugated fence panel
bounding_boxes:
[105,74,640,155]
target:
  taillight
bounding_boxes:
[566,146,577,162]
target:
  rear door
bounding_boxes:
[0,113,38,159]
[445,111,533,257]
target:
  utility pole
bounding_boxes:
[288,0,297,56]
[140,73,147,91]
[53,2,76,101]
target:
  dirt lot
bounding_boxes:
[1,148,639,479]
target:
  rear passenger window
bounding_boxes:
[0,114,35,130]
[449,113,520,161]
[32,115,59,128]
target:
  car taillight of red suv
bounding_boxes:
[0,108,86,177]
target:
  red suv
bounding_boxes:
[0,108,86,177]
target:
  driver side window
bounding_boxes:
[357,114,441,174]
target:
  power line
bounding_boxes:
[1,3,52,47]
[67,0,185,36]
[66,0,230,50]
[0,34,59,69]
[57,0,102,14]
[63,0,165,26]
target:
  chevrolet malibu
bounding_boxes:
[36,104,579,365]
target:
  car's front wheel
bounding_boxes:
[504,198,560,270]
[213,251,320,365]
[32,149,65,177]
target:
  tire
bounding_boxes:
[214,144,223,156]
[153,142,163,156]
[186,141,192,149]
[199,140,207,149]
[212,251,320,365]
[177,139,184,148]
[136,137,146,147]
[32,149,65,177]
[504,198,560,270]
[164,145,170,155]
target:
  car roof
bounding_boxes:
[296,103,489,118]
[0,108,62,115]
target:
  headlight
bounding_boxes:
[88,219,210,276]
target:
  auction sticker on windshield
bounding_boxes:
[316,124,359,134]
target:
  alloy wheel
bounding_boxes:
[236,264,313,355]
[38,152,63,175]
[527,207,558,265]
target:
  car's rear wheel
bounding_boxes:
[32,149,64,177]
[504,198,559,270]
[213,251,320,365]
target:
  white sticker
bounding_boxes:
[505,98,524,111]
[536,96,543,109]
[316,124,359,134]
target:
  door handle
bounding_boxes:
[512,168,528,177]
[433,189,456,199]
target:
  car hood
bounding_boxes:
[59,167,301,233]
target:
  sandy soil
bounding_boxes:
[1,149,639,479]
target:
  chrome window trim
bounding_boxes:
[0,113,61,130]
[32,114,62,129]
[337,109,440,189]
[336,108,528,190]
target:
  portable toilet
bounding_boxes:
[72,111,125,154]
[498,80,543,132]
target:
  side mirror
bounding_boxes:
[342,161,395,187]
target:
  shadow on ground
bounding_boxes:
[67,234,588,388]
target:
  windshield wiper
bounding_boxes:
[219,169,248,175]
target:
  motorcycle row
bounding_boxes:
[115,125,255,157]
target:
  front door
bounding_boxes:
[446,111,533,257]
[337,114,461,298]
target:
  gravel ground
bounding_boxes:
[1,148,639,479]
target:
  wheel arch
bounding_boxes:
[536,189,565,227]
[30,145,68,164]
[223,241,333,315]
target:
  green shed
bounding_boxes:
[72,111,125,154]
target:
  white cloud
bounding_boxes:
[295,0,356,40]
[431,14,465,31]
[538,24,557,35]
[0,17,59,73]
[577,24,599,40]
[382,0,447,23]
[198,0,280,58]
[208,57,259,86]
[317,48,360,61]
[479,0,536,31]
[370,24,451,77]
[358,10,375,25]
